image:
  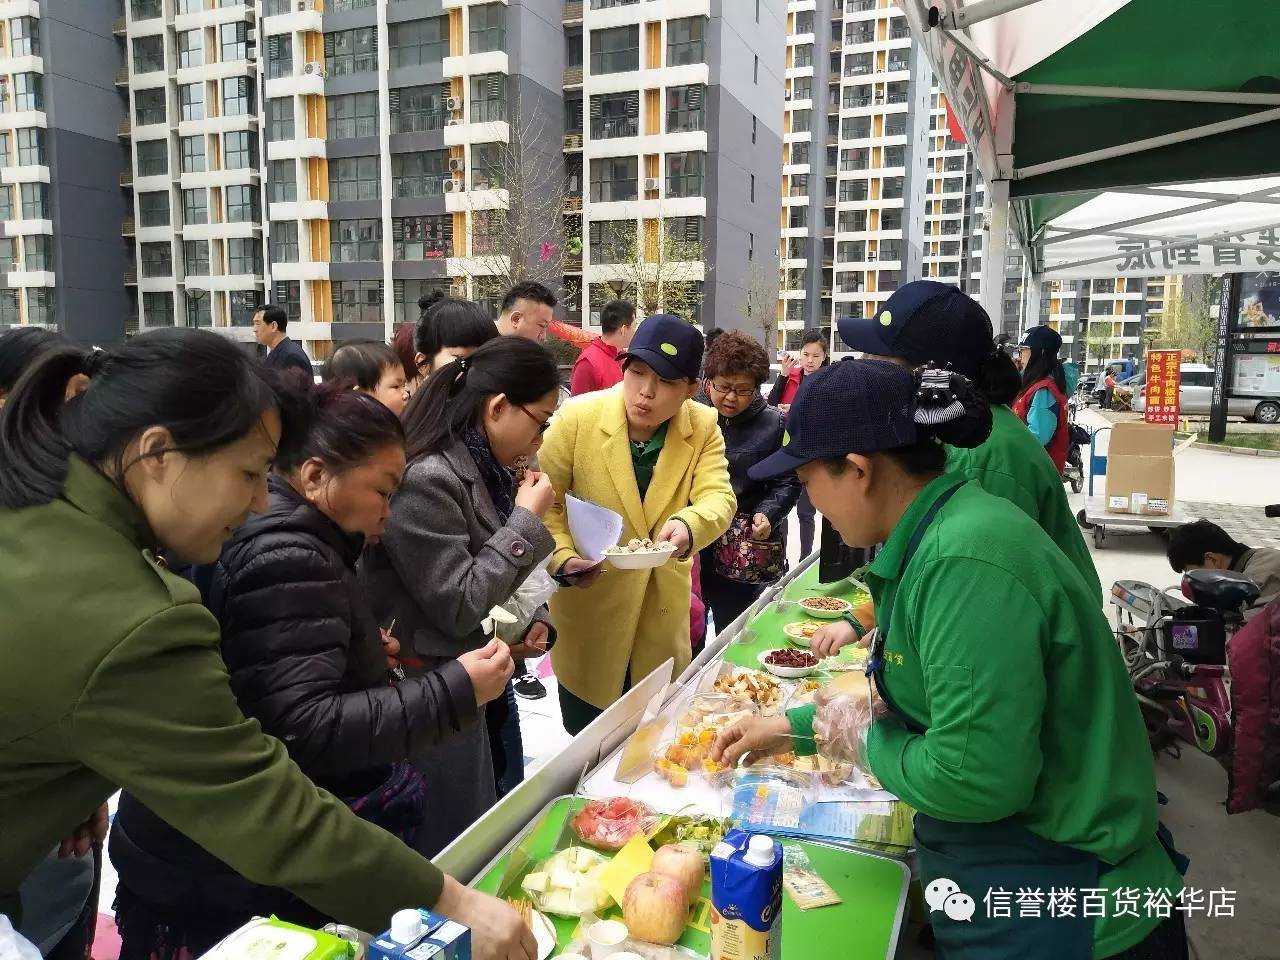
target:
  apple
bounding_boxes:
[623,872,689,945]
[651,844,705,907]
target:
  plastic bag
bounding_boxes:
[570,797,661,851]
[493,561,558,645]
[812,688,878,777]
[0,917,42,960]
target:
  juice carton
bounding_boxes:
[709,830,782,960]
[366,909,471,960]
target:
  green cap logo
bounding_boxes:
[783,430,791,446]
[880,310,893,326]
[660,342,678,356]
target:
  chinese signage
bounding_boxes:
[1101,231,1280,277]
[1145,350,1182,425]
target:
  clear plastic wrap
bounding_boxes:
[570,797,661,851]
[519,846,613,917]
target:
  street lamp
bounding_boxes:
[606,278,628,299]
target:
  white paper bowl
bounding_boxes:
[797,596,852,620]
[758,649,820,678]
[604,543,678,569]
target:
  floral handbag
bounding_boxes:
[711,513,787,585]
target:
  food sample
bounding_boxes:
[605,538,676,555]
[655,730,729,786]
[623,872,690,945]
[712,670,783,712]
[782,620,824,642]
[799,596,851,613]
[522,846,612,917]
[654,756,690,788]
[647,815,732,856]
[570,798,660,851]
[769,752,855,786]
[787,678,824,708]
[679,693,758,732]
[764,649,819,669]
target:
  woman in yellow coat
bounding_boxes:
[540,315,735,733]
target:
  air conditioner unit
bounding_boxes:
[303,61,326,78]
[445,96,464,112]
[642,177,660,192]
[246,27,257,43]
[295,0,310,11]
[246,49,258,62]
[447,118,464,127]
[448,157,465,174]
[443,178,464,193]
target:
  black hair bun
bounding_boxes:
[419,289,446,314]
[82,349,110,378]
[913,366,992,450]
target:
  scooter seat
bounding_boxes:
[1181,569,1261,613]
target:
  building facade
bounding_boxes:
[0,1,128,342]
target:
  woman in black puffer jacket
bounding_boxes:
[110,381,516,960]
[698,331,802,632]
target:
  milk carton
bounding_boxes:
[366,909,471,960]
[709,831,782,960]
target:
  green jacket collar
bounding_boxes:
[62,455,156,550]
[868,473,964,583]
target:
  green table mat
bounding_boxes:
[475,797,909,959]
[722,573,870,672]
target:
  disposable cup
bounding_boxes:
[587,919,628,960]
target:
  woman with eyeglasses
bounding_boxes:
[360,336,561,858]
[698,331,802,632]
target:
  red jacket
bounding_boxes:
[1012,376,1070,474]
[570,338,623,396]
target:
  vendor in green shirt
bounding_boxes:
[713,359,1186,960]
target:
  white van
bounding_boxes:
[1134,363,1280,423]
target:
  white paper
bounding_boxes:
[566,493,624,562]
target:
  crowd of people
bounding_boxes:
[0,279,1192,960]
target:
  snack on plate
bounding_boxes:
[782,620,824,644]
[521,846,612,917]
[787,678,824,708]
[789,753,855,786]
[712,670,783,713]
[654,732,730,787]
[605,538,676,555]
[570,798,660,851]
[799,596,852,619]
[764,649,819,669]
[679,693,758,731]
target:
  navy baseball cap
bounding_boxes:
[620,313,704,381]
[1020,324,1062,355]
[837,281,994,380]
[749,359,920,479]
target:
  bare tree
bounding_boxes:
[600,220,709,325]
[745,263,780,349]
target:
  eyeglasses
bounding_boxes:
[707,380,757,399]
[516,405,551,434]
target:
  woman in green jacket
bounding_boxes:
[715,360,1186,960]
[0,330,534,960]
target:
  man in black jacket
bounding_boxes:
[254,304,313,380]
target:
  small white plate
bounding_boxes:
[797,597,853,620]
[758,649,820,679]
[530,909,556,960]
[782,620,824,647]
[605,542,678,569]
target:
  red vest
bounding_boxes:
[1012,377,1070,474]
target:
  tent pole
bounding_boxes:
[1015,107,1280,181]
[1016,83,1280,106]
[1025,270,1042,340]
[981,179,1009,320]
[930,0,1047,31]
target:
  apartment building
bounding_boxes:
[0,2,128,341]
[778,0,982,352]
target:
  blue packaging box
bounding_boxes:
[366,910,471,960]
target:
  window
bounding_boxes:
[391,150,447,198]
[789,141,809,166]
[328,0,376,10]
[180,136,205,173]
[223,131,257,170]
[183,240,209,277]
[589,156,636,202]
[755,0,760,21]
[787,173,809,197]
[471,209,502,256]
[666,84,704,133]
[0,185,12,220]
[0,291,17,325]
[666,215,703,245]
[131,0,162,20]
[141,242,172,278]
[753,55,758,83]
[393,215,452,261]
[274,280,302,325]
[590,25,638,74]
[270,160,297,203]
[793,44,812,68]
[389,17,446,68]
[794,10,813,33]
[467,143,503,190]
[267,98,294,142]
[225,184,258,223]
[331,218,382,262]
[565,28,583,70]
[590,91,638,139]
[329,156,380,202]
[842,116,871,139]
[222,77,254,117]
[8,17,38,59]
[788,207,807,229]
[175,0,202,12]
[564,95,583,135]
[328,92,379,139]
[182,189,207,225]
[143,292,173,328]
[228,238,262,276]
[138,191,170,227]
[16,128,44,168]
[186,293,212,327]
[179,83,203,122]
[752,115,757,144]
[271,221,299,264]
[666,151,704,198]
[0,132,8,168]
[26,289,54,326]
[792,77,812,102]
[389,85,446,134]
[881,209,902,231]
[882,145,905,168]
[790,108,810,133]
[0,238,13,272]
[20,182,47,219]
[132,35,163,73]
[220,21,248,62]
[750,174,756,203]
[590,0,639,8]
[13,73,42,112]
[470,73,507,123]
[23,235,51,271]
[469,3,506,54]
[838,179,868,203]
[838,210,868,232]
[883,177,904,200]
[266,34,292,79]
[325,27,377,76]
[332,280,383,324]
[229,290,263,327]
[588,220,633,264]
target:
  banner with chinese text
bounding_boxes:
[1144,351,1182,425]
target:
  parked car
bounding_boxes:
[1133,363,1280,423]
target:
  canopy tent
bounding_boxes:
[898,0,1280,302]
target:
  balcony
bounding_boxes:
[122,218,136,236]
[564,196,582,212]
[112,17,126,36]
[115,68,129,86]
[124,269,138,285]
[118,118,132,139]
[563,133,583,151]
[563,1,583,21]
[120,170,133,188]
[563,66,583,87]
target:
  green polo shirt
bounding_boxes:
[789,476,1180,957]
[945,405,1100,597]
[630,421,668,499]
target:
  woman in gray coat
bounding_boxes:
[361,337,563,856]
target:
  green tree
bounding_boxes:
[605,223,709,325]
[1152,291,1217,364]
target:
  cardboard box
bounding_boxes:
[1105,422,1175,515]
